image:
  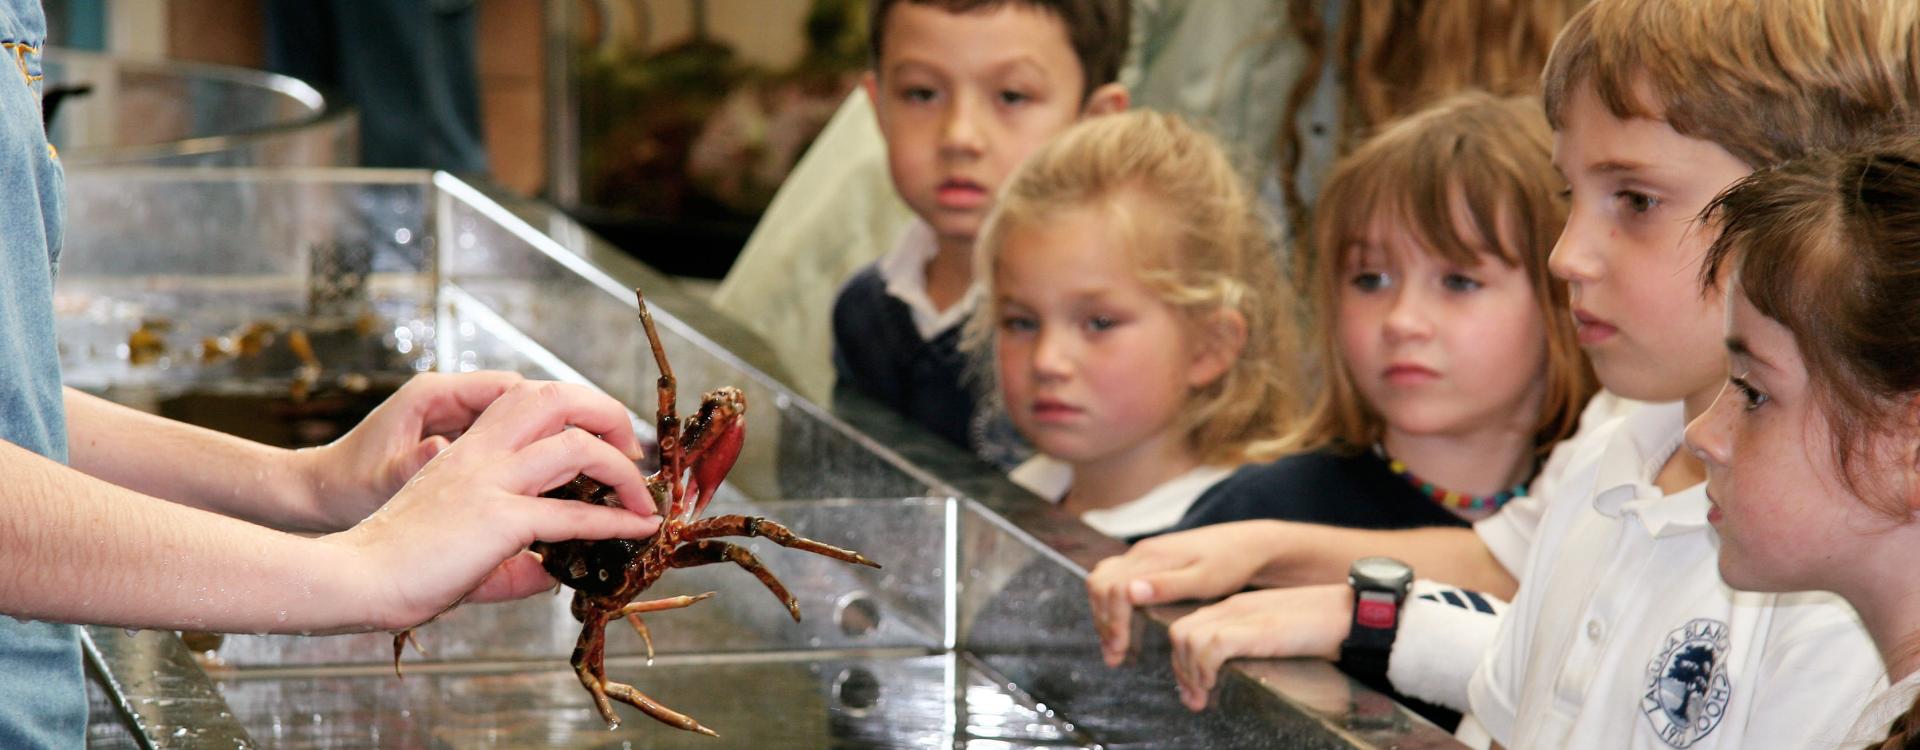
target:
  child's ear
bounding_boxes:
[1186,309,1248,388]
[1080,83,1129,119]
[861,72,880,111]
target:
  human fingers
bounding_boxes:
[1169,610,1235,711]
[1169,592,1293,711]
[504,428,654,515]
[408,371,526,435]
[519,495,662,544]
[1088,556,1157,665]
[399,435,450,479]
[462,550,561,604]
[467,381,643,460]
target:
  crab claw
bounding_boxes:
[682,387,746,519]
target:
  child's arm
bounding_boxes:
[2,380,659,634]
[1089,520,1512,665]
[1165,580,1507,712]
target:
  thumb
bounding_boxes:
[464,551,560,604]
[402,436,450,479]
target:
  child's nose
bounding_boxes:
[1547,213,1603,284]
[1683,384,1735,467]
[1383,288,1435,340]
[1031,328,1072,377]
[939,98,985,155]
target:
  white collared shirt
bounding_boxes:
[1850,669,1920,746]
[1009,455,1233,539]
[875,221,980,342]
[1467,401,1884,749]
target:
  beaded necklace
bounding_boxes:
[1373,443,1527,511]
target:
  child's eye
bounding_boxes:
[1000,315,1037,334]
[1083,315,1118,332]
[998,90,1032,106]
[1616,190,1659,214]
[1442,273,1483,292]
[1349,272,1390,292]
[901,86,938,104]
[1729,376,1769,411]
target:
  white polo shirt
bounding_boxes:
[1009,455,1232,539]
[1467,401,1884,749]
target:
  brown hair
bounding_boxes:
[1288,91,1594,458]
[1276,0,1586,234]
[1700,138,1920,750]
[1542,0,1920,169]
[965,110,1299,465]
[1702,144,1920,517]
[867,0,1130,100]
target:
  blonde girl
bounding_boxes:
[963,109,1298,540]
[1687,143,1920,749]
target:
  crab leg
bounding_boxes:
[669,541,801,621]
[572,610,717,736]
[615,591,716,662]
[635,288,688,518]
[389,629,429,678]
[679,515,883,569]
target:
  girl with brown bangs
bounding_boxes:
[1685,143,1920,749]
[1095,92,1594,725]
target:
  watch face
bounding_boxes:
[1356,590,1400,629]
[1351,556,1413,589]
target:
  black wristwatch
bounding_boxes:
[1339,556,1413,681]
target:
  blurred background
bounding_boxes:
[43,0,867,281]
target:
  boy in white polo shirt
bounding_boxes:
[1090,1,1914,745]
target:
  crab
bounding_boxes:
[391,289,879,736]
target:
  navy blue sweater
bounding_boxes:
[831,264,977,450]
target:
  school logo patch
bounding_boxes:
[1642,618,1732,747]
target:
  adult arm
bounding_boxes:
[65,371,533,533]
[2,380,659,635]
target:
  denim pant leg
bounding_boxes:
[265,0,489,174]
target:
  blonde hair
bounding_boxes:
[1287,91,1595,458]
[1542,0,1920,169]
[965,110,1299,465]
[1277,0,1588,234]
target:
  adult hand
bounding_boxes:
[322,380,660,630]
[294,371,531,531]
[1086,521,1282,666]
[1167,583,1351,711]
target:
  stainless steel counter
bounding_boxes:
[57,169,1464,749]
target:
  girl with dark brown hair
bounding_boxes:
[1687,142,1920,748]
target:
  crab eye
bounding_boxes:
[597,569,610,581]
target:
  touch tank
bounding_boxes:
[58,169,1463,749]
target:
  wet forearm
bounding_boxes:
[63,387,327,532]
[0,440,381,634]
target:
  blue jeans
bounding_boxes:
[0,1,82,747]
